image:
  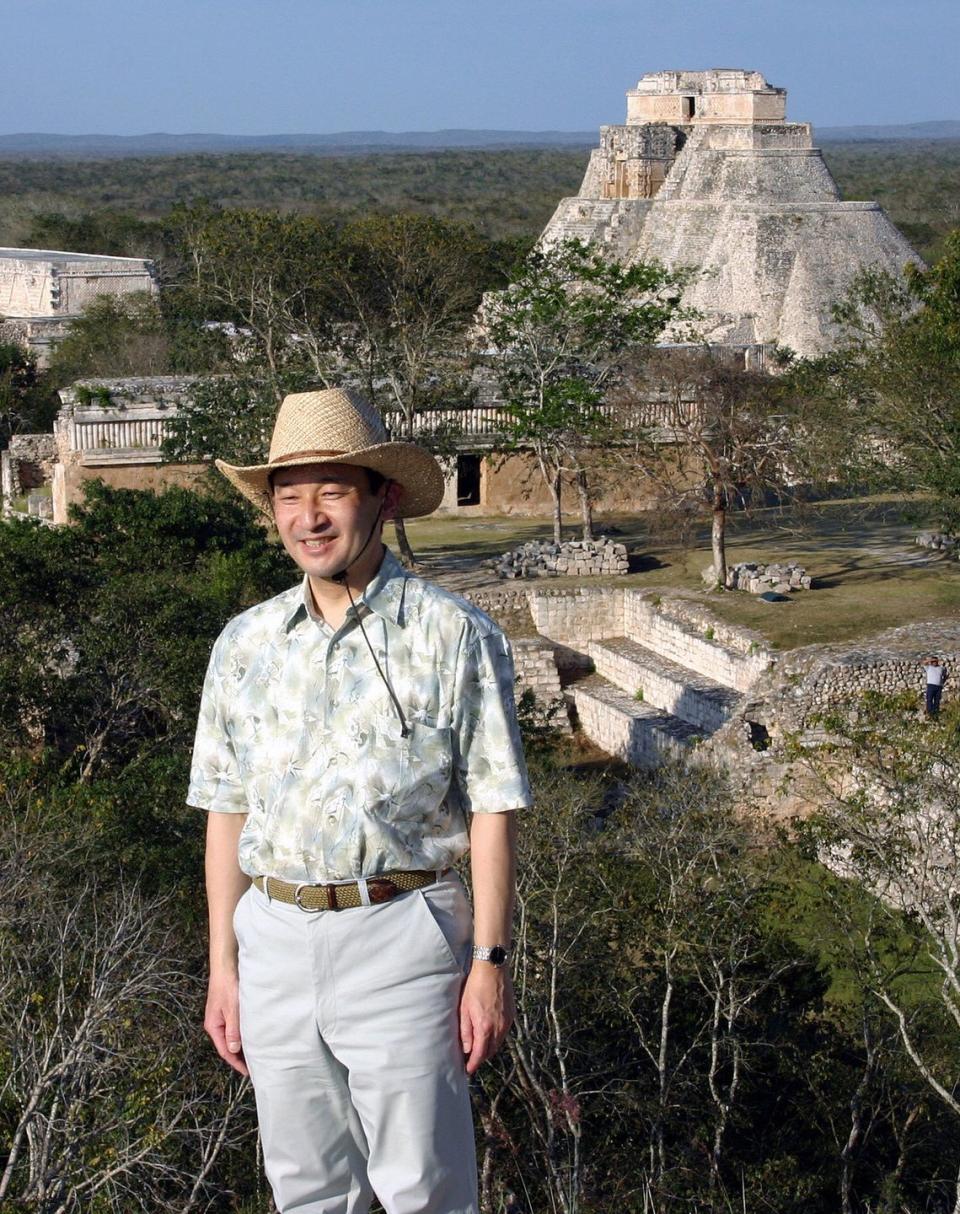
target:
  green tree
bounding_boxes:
[798,693,960,1213]
[323,213,506,563]
[797,231,960,531]
[175,208,508,564]
[0,341,59,448]
[161,374,291,471]
[0,481,290,787]
[21,208,166,260]
[484,238,691,542]
[46,291,172,384]
[614,346,834,588]
[174,203,341,386]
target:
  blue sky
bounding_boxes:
[1,0,957,134]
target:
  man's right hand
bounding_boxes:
[204,971,248,1076]
[203,812,250,1076]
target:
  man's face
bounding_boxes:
[271,463,396,583]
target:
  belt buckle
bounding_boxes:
[293,882,327,912]
[367,877,399,905]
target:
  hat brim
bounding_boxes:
[215,441,445,521]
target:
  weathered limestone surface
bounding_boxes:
[589,637,742,733]
[755,620,958,733]
[572,675,701,768]
[489,536,629,579]
[0,248,156,318]
[697,617,960,819]
[539,69,919,357]
[520,584,773,762]
[0,248,157,365]
[528,586,626,644]
[623,592,772,691]
[510,637,572,733]
[51,377,204,523]
[457,582,957,806]
[1,433,57,509]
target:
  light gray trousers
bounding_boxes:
[235,873,479,1214]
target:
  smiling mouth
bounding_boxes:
[301,537,336,551]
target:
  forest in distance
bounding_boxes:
[3,126,960,1209]
[0,138,958,258]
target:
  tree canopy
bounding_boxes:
[484,238,692,542]
[792,231,960,531]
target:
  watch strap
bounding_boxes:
[472,944,510,966]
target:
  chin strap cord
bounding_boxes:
[343,580,410,739]
[325,497,409,739]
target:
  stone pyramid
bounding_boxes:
[540,69,920,357]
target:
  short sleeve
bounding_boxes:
[187,635,248,813]
[450,624,533,815]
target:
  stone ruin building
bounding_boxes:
[12,377,658,524]
[2,70,924,522]
[0,247,157,366]
[540,69,919,357]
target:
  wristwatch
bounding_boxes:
[472,944,510,967]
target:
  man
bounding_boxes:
[188,387,532,1214]
[925,655,947,716]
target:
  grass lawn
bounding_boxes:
[401,496,960,651]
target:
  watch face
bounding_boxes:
[489,945,508,967]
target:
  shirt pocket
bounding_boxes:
[392,721,453,820]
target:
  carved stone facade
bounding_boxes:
[51,377,205,523]
[540,69,919,357]
[1,433,57,514]
[0,249,157,366]
[39,376,686,522]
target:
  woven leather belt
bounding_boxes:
[252,869,440,912]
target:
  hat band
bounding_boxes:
[271,449,347,464]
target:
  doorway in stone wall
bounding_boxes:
[456,453,481,506]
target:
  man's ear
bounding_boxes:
[381,480,403,522]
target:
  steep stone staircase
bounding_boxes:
[545,198,622,244]
[655,126,710,201]
[553,591,772,768]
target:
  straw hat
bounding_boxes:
[216,387,444,520]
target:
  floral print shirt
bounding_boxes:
[188,549,531,882]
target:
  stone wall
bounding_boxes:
[470,451,667,516]
[1,433,57,506]
[52,459,208,524]
[461,586,532,625]
[528,587,626,645]
[52,376,203,523]
[774,620,960,728]
[623,592,773,691]
[589,638,736,733]
[510,638,569,728]
[0,250,156,319]
[702,618,960,821]
[526,586,773,689]
[626,70,787,126]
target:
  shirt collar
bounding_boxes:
[283,547,409,632]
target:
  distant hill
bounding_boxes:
[0,129,596,158]
[0,121,957,158]
[816,120,960,142]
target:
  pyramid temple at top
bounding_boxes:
[539,69,919,357]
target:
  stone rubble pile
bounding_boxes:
[916,531,959,557]
[488,537,630,580]
[705,561,812,594]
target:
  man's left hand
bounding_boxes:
[459,963,515,1074]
